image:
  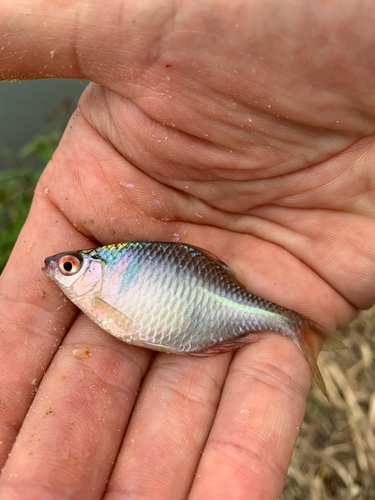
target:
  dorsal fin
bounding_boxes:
[185,244,237,278]
[184,243,253,292]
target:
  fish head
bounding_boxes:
[42,251,102,298]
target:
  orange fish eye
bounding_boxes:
[58,255,82,275]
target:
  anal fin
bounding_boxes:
[189,333,259,356]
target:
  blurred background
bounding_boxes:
[0,79,88,270]
[0,79,374,500]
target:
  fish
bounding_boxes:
[42,241,345,399]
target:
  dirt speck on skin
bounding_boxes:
[25,242,33,255]
[120,182,134,190]
[240,408,251,418]
[72,346,92,359]
[36,289,47,300]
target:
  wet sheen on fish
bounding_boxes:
[42,241,345,399]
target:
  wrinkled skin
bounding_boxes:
[1,1,375,499]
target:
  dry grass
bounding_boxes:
[283,307,375,500]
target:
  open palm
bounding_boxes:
[1,1,375,498]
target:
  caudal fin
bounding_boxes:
[298,317,346,402]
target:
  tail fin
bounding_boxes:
[297,317,346,402]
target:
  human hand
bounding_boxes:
[1,1,375,498]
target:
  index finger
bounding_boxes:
[0,187,91,464]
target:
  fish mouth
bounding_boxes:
[42,256,57,277]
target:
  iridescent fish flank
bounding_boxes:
[42,241,345,399]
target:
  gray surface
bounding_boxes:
[0,79,88,162]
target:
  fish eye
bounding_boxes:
[58,255,82,276]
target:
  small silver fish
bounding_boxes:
[42,241,345,399]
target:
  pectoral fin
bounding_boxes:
[93,296,135,330]
[92,296,182,353]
